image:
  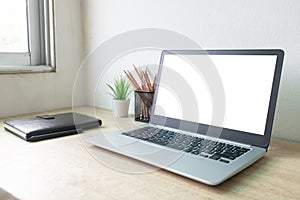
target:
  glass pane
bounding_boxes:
[0,0,28,52]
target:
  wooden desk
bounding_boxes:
[0,107,299,200]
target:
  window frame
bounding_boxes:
[0,0,55,73]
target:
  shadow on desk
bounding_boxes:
[0,188,19,200]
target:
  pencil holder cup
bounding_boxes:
[135,90,154,123]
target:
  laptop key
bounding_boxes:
[200,155,209,158]
[219,159,230,164]
[191,149,200,155]
[241,147,250,152]
[209,154,221,160]
[215,153,236,160]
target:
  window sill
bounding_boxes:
[0,65,55,74]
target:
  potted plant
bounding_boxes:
[107,75,131,117]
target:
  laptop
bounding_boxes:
[87,49,284,185]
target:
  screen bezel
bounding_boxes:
[150,49,284,148]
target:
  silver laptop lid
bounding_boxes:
[150,49,284,148]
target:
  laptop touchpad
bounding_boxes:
[119,142,184,167]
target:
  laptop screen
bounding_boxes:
[153,51,279,136]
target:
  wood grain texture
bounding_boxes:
[0,107,299,200]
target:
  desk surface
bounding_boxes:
[0,107,299,200]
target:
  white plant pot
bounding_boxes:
[112,99,130,117]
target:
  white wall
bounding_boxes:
[81,0,300,142]
[0,0,85,118]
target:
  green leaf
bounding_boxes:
[106,75,131,100]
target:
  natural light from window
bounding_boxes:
[0,0,28,53]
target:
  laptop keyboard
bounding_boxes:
[122,127,250,164]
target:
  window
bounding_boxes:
[0,0,55,73]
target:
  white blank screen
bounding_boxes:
[154,54,277,135]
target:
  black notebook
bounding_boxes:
[3,112,102,142]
